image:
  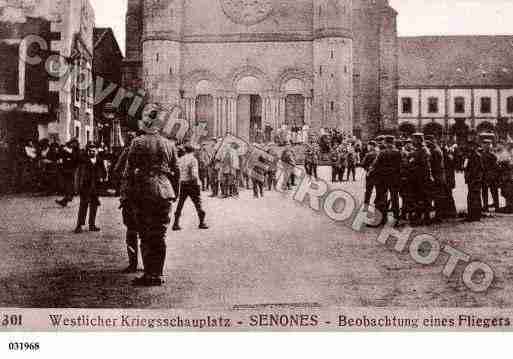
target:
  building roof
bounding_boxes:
[93,27,123,58]
[399,35,513,88]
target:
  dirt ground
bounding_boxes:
[0,169,512,310]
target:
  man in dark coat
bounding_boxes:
[410,133,433,225]
[465,140,484,222]
[56,139,80,207]
[362,141,378,210]
[124,110,178,286]
[369,136,402,226]
[74,144,106,234]
[304,141,319,180]
[330,147,341,183]
[197,144,211,192]
[481,139,500,213]
[426,139,447,222]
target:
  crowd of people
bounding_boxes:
[6,113,513,287]
[360,133,513,227]
[13,138,119,199]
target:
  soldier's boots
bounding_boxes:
[199,211,208,230]
[172,215,182,231]
[89,206,100,232]
[122,244,138,274]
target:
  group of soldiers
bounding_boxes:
[361,133,513,227]
[86,106,513,285]
[196,140,297,199]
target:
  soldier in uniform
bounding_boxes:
[426,139,447,222]
[410,133,433,225]
[281,145,297,189]
[330,146,341,183]
[442,141,457,219]
[173,143,209,231]
[346,146,357,182]
[481,139,500,213]
[464,139,484,222]
[198,143,211,192]
[399,140,414,221]
[113,132,140,273]
[304,140,319,180]
[124,110,178,287]
[368,136,402,226]
[266,146,278,191]
[497,143,513,213]
[361,140,378,210]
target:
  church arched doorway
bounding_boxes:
[236,76,262,142]
[283,79,306,128]
[195,80,215,139]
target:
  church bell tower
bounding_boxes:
[312,0,353,133]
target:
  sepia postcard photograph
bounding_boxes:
[1,0,513,337]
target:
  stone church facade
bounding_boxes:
[123,0,398,141]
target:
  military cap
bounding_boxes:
[385,135,395,144]
[368,140,377,147]
[85,142,97,150]
[412,132,424,139]
[482,139,493,144]
[184,142,200,151]
[424,135,435,142]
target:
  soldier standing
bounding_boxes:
[330,146,341,183]
[361,141,378,210]
[481,139,500,213]
[368,136,402,226]
[198,143,211,192]
[173,143,208,231]
[464,139,484,222]
[399,140,414,221]
[304,141,319,180]
[497,143,513,214]
[346,146,357,182]
[124,111,178,287]
[410,133,433,225]
[266,146,278,190]
[113,132,140,274]
[426,139,447,222]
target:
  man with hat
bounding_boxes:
[173,142,208,231]
[497,142,513,213]
[124,109,179,286]
[410,133,433,225]
[426,138,447,222]
[481,139,500,213]
[361,140,379,210]
[368,135,402,226]
[198,143,211,192]
[74,143,107,234]
[464,139,484,222]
